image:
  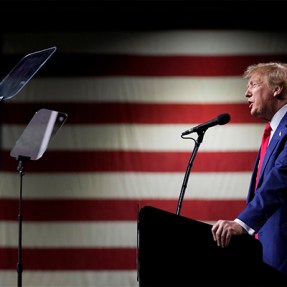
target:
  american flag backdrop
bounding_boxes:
[0,30,287,286]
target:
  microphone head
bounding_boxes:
[217,113,230,125]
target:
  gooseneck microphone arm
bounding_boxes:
[176,113,230,215]
[176,131,205,215]
[181,113,230,136]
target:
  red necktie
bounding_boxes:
[255,123,272,189]
[254,123,272,240]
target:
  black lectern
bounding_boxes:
[137,206,287,287]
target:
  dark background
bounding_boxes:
[0,0,286,32]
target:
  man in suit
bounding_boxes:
[211,62,287,277]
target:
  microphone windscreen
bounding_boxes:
[218,113,230,125]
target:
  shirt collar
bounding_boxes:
[270,104,287,132]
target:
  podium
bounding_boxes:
[137,206,287,287]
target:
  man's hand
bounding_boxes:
[211,220,246,247]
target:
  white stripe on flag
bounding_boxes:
[13,77,246,103]
[0,172,249,199]
[3,124,262,151]
[0,222,137,247]
[0,271,139,287]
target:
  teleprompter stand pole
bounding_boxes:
[10,109,67,287]
[16,156,30,287]
[176,131,205,215]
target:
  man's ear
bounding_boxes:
[274,85,283,97]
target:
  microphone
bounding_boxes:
[181,113,230,136]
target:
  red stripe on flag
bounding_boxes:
[0,199,246,221]
[0,247,136,270]
[3,102,262,124]
[4,150,257,172]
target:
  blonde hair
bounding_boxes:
[243,62,287,99]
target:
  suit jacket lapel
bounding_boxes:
[258,114,287,185]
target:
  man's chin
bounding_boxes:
[250,109,260,118]
[250,109,256,117]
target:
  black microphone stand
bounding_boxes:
[176,131,205,215]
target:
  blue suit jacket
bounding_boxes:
[237,112,287,276]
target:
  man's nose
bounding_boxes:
[245,88,251,98]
